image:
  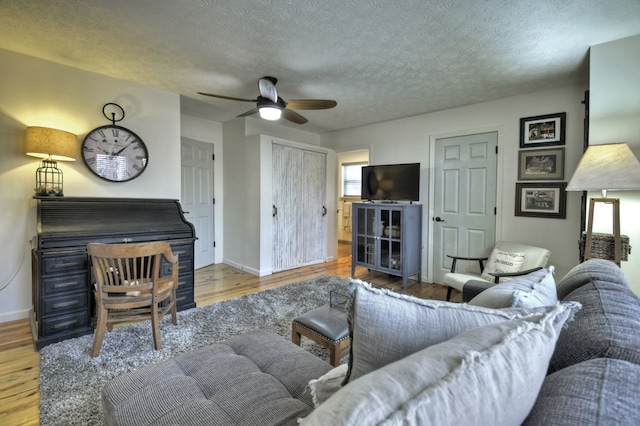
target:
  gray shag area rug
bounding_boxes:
[39,275,351,426]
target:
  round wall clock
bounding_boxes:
[81,103,149,182]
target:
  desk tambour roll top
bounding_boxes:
[32,197,196,350]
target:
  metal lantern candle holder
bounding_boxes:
[35,158,64,196]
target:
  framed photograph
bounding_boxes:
[517,148,565,180]
[515,182,567,219]
[520,112,566,148]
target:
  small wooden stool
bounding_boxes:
[292,304,350,367]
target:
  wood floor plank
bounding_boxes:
[0,243,457,425]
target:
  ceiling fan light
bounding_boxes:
[259,106,282,121]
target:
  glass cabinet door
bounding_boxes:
[379,208,402,270]
[355,207,378,265]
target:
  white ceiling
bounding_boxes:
[1,0,639,134]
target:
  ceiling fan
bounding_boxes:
[197,76,337,124]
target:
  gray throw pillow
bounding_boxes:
[469,266,557,309]
[300,302,579,426]
[344,280,552,384]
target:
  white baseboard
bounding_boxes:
[222,259,269,277]
[0,308,30,324]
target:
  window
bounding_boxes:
[342,162,367,197]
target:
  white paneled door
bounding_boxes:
[432,132,497,284]
[181,137,215,269]
[272,143,326,272]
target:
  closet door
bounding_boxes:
[273,144,303,272]
[302,150,326,264]
[272,143,326,272]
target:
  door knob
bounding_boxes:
[433,216,446,223]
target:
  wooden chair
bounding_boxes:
[88,241,179,357]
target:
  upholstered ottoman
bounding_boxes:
[292,303,350,367]
[102,330,332,426]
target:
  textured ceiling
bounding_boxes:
[1,0,639,134]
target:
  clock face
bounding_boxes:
[81,125,149,182]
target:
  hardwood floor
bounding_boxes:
[0,243,457,425]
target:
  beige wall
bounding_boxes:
[0,49,182,322]
[322,85,588,283]
[589,34,640,293]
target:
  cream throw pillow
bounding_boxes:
[480,249,525,282]
[308,364,348,407]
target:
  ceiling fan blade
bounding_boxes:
[236,108,259,118]
[282,108,308,124]
[197,92,256,102]
[285,99,337,110]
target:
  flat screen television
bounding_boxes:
[361,163,420,201]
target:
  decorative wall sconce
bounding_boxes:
[25,126,77,196]
[566,143,640,265]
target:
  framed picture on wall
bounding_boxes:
[517,148,565,180]
[520,112,566,148]
[515,182,567,219]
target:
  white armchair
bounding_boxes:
[442,241,551,301]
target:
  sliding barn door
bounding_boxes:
[272,143,326,272]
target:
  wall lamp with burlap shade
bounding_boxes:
[25,126,77,196]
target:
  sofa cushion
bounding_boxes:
[556,258,623,300]
[469,266,557,309]
[300,302,578,426]
[524,358,640,425]
[102,330,332,426]
[550,259,640,373]
[344,280,552,383]
[480,249,525,281]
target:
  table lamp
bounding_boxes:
[25,126,77,196]
[566,143,640,265]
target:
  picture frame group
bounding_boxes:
[516,111,567,219]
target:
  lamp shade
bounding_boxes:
[25,126,77,162]
[566,143,640,192]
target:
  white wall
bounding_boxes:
[0,49,182,323]
[589,34,640,293]
[222,118,335,275]
[180,114,225,264]
[322,85,588,282]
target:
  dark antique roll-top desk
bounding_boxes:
[31,197,196,350]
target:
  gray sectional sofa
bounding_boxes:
[102,259,640,425]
